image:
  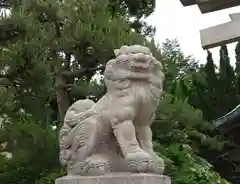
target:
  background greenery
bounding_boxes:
[0,0,239,184]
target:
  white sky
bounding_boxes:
[146,0,240,66]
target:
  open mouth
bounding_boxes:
[129,58,151,72]
[130,61,149,69]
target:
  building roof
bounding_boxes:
[214,104,240,128]
[179,0,240,13]
[179,0,196,6]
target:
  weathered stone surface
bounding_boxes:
[180,0,240,49]
[58,45,165,176]
[200,20,240,49]
[230,13,240,21]
[55,173,171,184]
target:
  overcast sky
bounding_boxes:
[146,0,240,66]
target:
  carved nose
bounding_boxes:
[133,53,147,63]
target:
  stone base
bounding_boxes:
[55,173,171,184]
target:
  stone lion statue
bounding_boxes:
[59,45,165,176]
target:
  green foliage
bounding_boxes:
[0,93,230,184]
[161,39,200,93]
[0,117,59,184]
[219,46,234,82]
[188,45,240,121]
[0,1,233,183]
[158,40,240,183]
[163,41,240,122]
[153,94,224,152]
[1,0,156,37]
[155,143,230,184]
[0,1,157,183]
[0,0,147,123]
[34,171,65,184]
[152,94,230,184]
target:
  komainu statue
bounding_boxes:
[59,45,165,176]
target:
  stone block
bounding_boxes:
[55,173,171,184]
[230,13,240,21]
[200,20,240,49]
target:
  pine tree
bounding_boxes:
[218,45,237,116]
[0,0,148,125]
[0,1,158,183]
[235,42,240,97]
[0,3,231,184]
[161,39,199,92]
[199,50,219,120]
[219,45,235,84]
[235,42,240,74]
[205,50,217,85]
[152,93,230,184]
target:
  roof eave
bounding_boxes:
[179,0,197,6]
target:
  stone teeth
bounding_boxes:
[129,62,149,69]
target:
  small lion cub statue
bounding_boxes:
[59,45,165,176]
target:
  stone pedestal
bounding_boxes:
[55,173,171,184]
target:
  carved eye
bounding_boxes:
[116,54,128,64]
[119,46,129,55]
[133,53,145,62]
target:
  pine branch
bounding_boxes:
[55,83,74,89]
[64,52,71,70]
[0,72,14,79]
[0,144,8,152]
[0,78,11,87]
[0,3,10,8]
[0,64,30,88]
[61,66,105,79]
[0,139,8,152]
[0,51,32,81]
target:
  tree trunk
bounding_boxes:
[55,75,70,125]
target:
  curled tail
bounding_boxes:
[59,99,95,166]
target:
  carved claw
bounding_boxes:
[128,158,155,173]
[154,160,164,174]
[148,152,165,174]
[126,151,155,173]
[84,163,111,176]
[82,154,112,176]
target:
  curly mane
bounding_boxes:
[104,45,164,91]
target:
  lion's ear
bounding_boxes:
[114,49,120,57]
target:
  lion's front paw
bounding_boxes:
[85,164,110,176]
[126,150,155,173]
[82,154,111,176]
[148,151,165,174]
[153,156,164,174]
